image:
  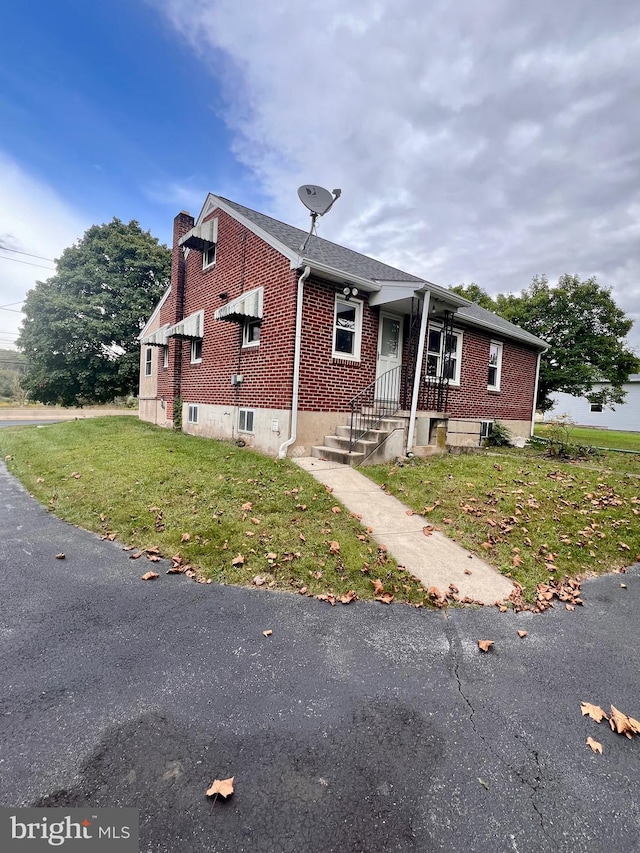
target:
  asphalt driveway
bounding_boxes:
[1,462,639,852]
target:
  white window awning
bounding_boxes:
[141,324,171,346]
[166,310,204,339]
[214,287,263,322]
[179,218,218,251]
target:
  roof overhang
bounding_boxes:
[166,310,204,339]
[139,286,171,340]
[214,287,264,322]
[290,257,381,293]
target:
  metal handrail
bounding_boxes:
[349,366,404,451]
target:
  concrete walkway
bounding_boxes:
[294,456,514,605]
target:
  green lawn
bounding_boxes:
[535,423,640,452]
[0,418,427,605]
[365,447,640,599]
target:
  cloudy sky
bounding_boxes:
[1,0,638,353]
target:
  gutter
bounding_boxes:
[406,292,431,454]
[278,265,311,458]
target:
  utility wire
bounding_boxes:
[0,245,54,262]
[0,255,55,271]
[0,301,24,309]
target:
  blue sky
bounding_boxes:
[1,0,639,357]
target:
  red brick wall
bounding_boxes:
[443,327,537,420]
[298,278,378,412]
[159,208,298,411]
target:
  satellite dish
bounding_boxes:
[297,185,341,216]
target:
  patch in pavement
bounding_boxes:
[32,703,444,853]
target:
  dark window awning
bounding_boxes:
[214,287,263,323]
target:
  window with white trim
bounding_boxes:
[202,243,216,269]
[333,296,362,360]
[590,401,603,412]
[242,317,261,347]
[187,405,199,424]
[144,347,152,376]
[488,341,503,390]
[190,339,203,363]
[163,346,169,369]
[238,408,254,433]
[426,324,462,384]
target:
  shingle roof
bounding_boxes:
[218,197,424,283]
[455,301,549,349]
[214,196,548,350]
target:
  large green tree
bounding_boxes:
[18,219,170,405]
[452,275,639,411]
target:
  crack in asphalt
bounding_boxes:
[444,615,552,844]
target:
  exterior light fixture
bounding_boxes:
[341,286,359,300]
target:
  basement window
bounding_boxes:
[187,405,199,424]
[480,420,494,440]
[238,408,255,433]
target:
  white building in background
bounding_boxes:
[544,375,640,432]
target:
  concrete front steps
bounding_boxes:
[311,416,405,466]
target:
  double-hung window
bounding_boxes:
[333,296,362,361]
[426,324,462,384]
[488,341,503,390]
[190,339,203,363]
[144,347,152,377]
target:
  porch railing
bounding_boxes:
[349,366,405,452]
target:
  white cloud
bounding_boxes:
[0,151,88,349]
[153,0,640,353]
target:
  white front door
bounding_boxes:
[375,312,403,402]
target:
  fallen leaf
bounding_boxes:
[130,552,143,560]
[405,509,415,516]
[478,777,489,789]
[253,575,267,586]
[477,640,494,653]
[586,736,603,754]
[181,533,191,542]
[581,702,608,723]
[141,571,159,581]
[328,540,340,554]
[517,630,528,638]
[241,502,252,511]
[565,604,575,611]
[331,506,342,514]
[340,590,357,604]
[231,553,245,567]
[371,578,384,595]
[609,705,640,738]
[206,777,234,798]
[423,526,435,536]
[299,586,308,595]
[262,629,273,637]
[375,592,394,604]
[620,583,627,589]
[55,553,65,560]
[70,472,81,479]
[250,517,260,525]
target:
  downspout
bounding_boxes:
[278,265,311,458]
[530,348,546,436]
[406,291,430,454]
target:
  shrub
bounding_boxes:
[485,422,513,447]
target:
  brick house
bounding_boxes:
[139,194,548,464]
